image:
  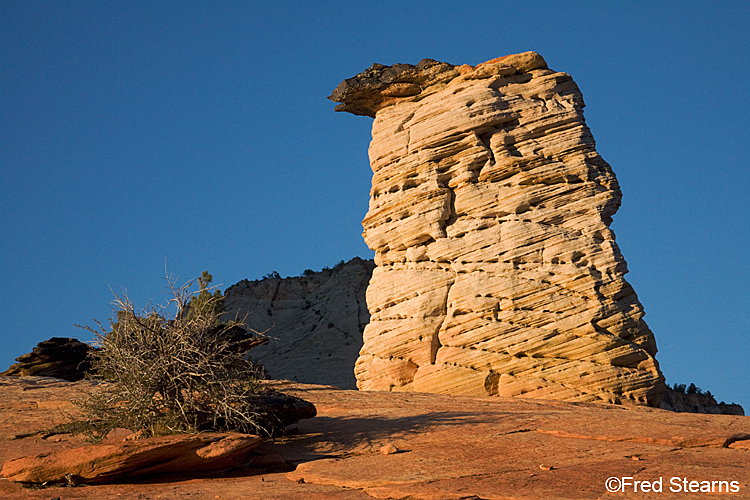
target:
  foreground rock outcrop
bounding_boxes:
[2,432,262,485]
[223,257,374,389]
[330,51,665,405]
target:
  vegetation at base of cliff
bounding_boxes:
[61,272,267,442]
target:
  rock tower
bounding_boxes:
[330,52,665,406]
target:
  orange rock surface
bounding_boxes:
[2,432,262,485]
[1,376,749,499]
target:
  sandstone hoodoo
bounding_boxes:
[330,51,666,406]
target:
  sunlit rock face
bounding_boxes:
[330,51,665,406]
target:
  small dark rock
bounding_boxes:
[1,337,94,381]
[209,324,269,353]
[250,391,317,436]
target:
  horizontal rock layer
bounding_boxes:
[331,52,666,405]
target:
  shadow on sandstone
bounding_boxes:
[277,410,500,461]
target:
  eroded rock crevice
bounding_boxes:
[331,51,666,406]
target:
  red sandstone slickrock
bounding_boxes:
[330,52,665,406]
[0,377,748,499]
[1,432,262,485]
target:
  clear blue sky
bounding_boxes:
[2,1,748,409]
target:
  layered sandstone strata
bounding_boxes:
[222,257,374,389]
[330,52,665,406]
[1,337,93,381]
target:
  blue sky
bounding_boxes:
[2,1,748,409]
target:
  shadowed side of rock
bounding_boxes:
[661,387,744,415]
[0,337,94,381]
[252,390,318,434]
[223,257,375,389]
[331,51,666,406]
[1,432,262,485]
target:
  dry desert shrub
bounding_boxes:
[68,273,266,441]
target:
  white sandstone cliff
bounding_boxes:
[222,258,374,389]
